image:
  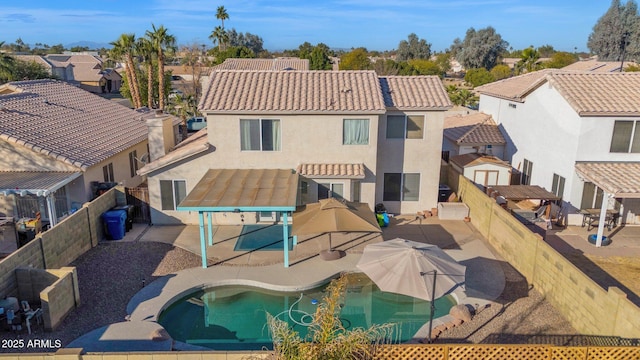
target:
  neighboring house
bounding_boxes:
[442,112,506,161]
[139,70,451,225]
[0,79,179,227]
[16,54,122,94]
[449,153,512,187]
[210,57,310,71]
[477,70,640,224]
[561,59,637,72]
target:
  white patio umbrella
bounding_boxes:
[356,238,466,342]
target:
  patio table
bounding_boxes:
[580,208,619,231]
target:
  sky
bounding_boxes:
[0,0,613,53]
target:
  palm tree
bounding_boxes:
[146,24,176,110]
[0,41,16,83]
[516,47,541,74]
[209,26,228,51]
[110,34,142,108]
[170,94,197,140]
[216,6,229,29]
[137,37,156,108]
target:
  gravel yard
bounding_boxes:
[1,238,582,353]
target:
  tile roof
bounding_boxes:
[575,162,640,198]
[199,70,386,114]
[0,171,81,194]
[138,128,210,176]
[476,69,559,102]
[450,153,510,168]
[0,79,151,170]
[212,57,310,71]
[444,113,505,145]
[547,72,640,116]
[561,60,637,72]
[178,168,299,210]
[14,55,53,70]
[296,163,366,179]
[379,76,452,110]
[478,70,640,116]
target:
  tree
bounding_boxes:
[0,42,15,82]
[209,26,228,51]
[295,42,333,70]
[465,67,495,87]
[167,93,197,140]
[226,28,265,55]
[137,37,156,108]
[490,64,511,80]
[146,24,176,110]
[267,275,394,360]
[210,46,255,65]
[396,33,432,61]
[542,52,578,68]
[180,43,208,99]
[447,86,479,107]
[537,44,556,57]
[515,46,541,74]
[408,59,442,76]
[216,5,229,29]
[339,48,372,70]
[451,26,509,70]
[588,0,640,61]
[110,34,143,108]
[434,52,452,74]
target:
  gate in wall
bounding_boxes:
[125,186,151,224]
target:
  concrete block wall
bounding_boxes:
[15,267,59,304]
[457,175,640,338]
[0,238,45,298]
[0,188,117,300]
[41,267,79,331]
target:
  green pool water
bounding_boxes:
[158,274,457,350]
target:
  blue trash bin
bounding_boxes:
[102,209,127,240]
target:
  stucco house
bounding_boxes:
[0,79,177,227]
[15,54,122,94]
[138,70,452,225]
[442,112,506,161]
[476,70,640,225]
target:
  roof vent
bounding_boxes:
[43,99,50,104]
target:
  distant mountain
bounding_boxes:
[65,41,112,50]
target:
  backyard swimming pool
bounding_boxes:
[158,274,457,350]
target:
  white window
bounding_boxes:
[129,150,138,178]
[318,182,344,200]
[552,174,565,198]
[160,180,187,210]
[240,119,281,151]
[521,159,533,185]
[386,115,424,139]
[610,120,640,153]
[343,119,369,145]
[103,163,114,182]
[383,173,420,201]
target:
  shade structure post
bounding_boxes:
[207,212,213,246]
[282,211,289,268]
[595,192,609,247]
[198,212,207,268]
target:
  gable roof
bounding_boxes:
[212,57,310,71]
[477,70,640,116]
[199,70,452,114]
[444,112,505,145]
[475,69,560,102]
[0,79,150,170]
[379,76,451,110]
[199,70,386,114]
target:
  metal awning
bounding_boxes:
[0,171,82,196]
[575,162,640,198]
[177,168,299,268]
[490,185,561,201]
